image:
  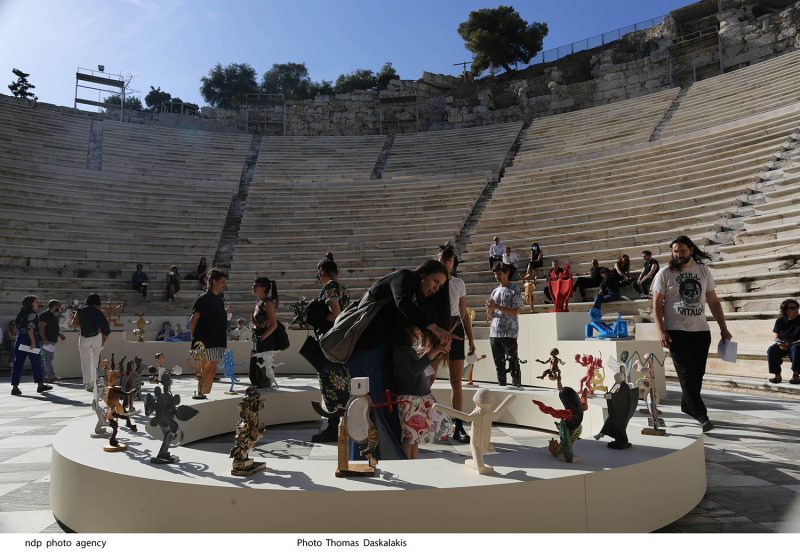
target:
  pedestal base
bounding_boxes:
[642,427,667,436]
[103,444,127,452]
[90,431,110,438]
[231,461,266,477]
[192,394,207,400]
[335,464,376,478]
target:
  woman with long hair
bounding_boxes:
[437,244,475,443]
[250,275,279,388]
[10,295,51,396]
[308,253,352,442]
[341,259,456,459]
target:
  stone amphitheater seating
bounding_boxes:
[456,104,800,327]
[253,135,386,182]
[102,119,252,181]
[0,102,244,316]
[0,95,91,168]
[660,48,800,138]
[382,122,523,178]
[223,174,491,317]
[517,88,679,164]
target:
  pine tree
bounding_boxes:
[8,68,38,101]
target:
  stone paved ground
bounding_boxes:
[0,375,798,533]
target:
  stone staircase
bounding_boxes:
[455,123,528,254]
[86,118,103,171]
[212,133,262,268]
[370,133,395,179]
[649,87,690,142]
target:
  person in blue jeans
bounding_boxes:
[11,295,52,396]
[591,267,620,309]
[767,299,800,384]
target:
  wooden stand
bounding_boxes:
[103,444,128,452]
[335,420,374,478]
[231,459,266,477]
[642,427,667,436]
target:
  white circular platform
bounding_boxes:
[50,377,705,532]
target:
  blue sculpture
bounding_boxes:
[585,308,631,340]
[222,349,244,394]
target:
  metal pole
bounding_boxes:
[718,30,724,75]
[282,95,286,136]
[74,70,78,109]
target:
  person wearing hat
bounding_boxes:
[38,299,66,383]
[488,236,504,271]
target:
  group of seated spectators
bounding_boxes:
[131,257,208,302]
[488,238,659,305]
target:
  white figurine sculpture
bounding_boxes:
[433,388,515,475]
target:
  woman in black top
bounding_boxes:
[11,296,50,396]
[249,275,279,389]
[69,293,111,391]
[343,260,455,460]
[190,268,229,398]
[767,298,800,384]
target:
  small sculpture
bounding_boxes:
[148,353,167,384]
[144,368,199,464]
[230,386,267,476]
[463,353,487,387]
[189,341,209,400]
[576,353,604,409]
[594,373,639,449]
[101,356,138,452]
[90,365,110,438]
[337,377,379,477]
[289,297,310,327]
[102,298,125,328]
[433,388,516,475]
[120,356,145,412]
[222,349,244,394]
[532,387,584,463]
[548,263,573,312]
[641,353,666,436]
[585,309,631,339]
[251,351,281,389]
[504,353,527,390]
[535,348,565,389]
[128,313,153,342]
[523,277,536,311]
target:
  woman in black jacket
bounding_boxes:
[344,259,456,459]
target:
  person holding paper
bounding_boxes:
[652,236,732,433]
[767,299,800,385]
[11,296,51,396]
[38,300,66,383]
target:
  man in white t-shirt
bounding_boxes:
[651,236,732,433]
[488,236,504,271]
[502,246,520,280]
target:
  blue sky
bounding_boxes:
[0,0,692,108]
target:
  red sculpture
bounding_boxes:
[548,263,574,312]
[575,353,603,410]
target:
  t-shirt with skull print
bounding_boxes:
[651,262,715,332]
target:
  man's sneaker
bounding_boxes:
[698,417,714,432]
[37,383,53,393]
[11,386,22,396]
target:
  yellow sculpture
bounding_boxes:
[128,313,153,342]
